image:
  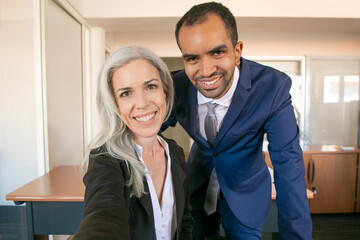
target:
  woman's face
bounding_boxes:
[112,59,167,141]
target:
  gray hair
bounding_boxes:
[88,45,174,198]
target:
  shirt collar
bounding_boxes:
[134,135,170,162]
[197,66,239,107]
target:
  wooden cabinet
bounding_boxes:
[304,153,357,213]
[357,161,360,213]
[264,152,272,168]
[264,145,360,213]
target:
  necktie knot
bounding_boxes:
[206,102,216,113]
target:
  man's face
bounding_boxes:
[178,14,242,99]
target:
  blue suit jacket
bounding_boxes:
[163,57,312,239]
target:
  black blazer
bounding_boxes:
[73,137,193,240]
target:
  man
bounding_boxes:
[162,2,312,239]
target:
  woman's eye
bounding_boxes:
[120,91,131,98]
[147,84,157,90]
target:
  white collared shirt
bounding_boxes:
[134,136,177,240]
[197,67,240,139]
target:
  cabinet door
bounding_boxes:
[357,161,360,213]
[309,153,357,213]
[264,152,273,168]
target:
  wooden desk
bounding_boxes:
[6,165,313,238]
[6,166,85,240]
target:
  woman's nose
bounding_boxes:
[134,92,148,109]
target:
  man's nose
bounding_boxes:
[199,57,216,77]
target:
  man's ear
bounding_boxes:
[235,41,243,66]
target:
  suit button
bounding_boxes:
[213,153,219,157]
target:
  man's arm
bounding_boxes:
[160,110,177,132]
[265,76,312,240]
[160,69,184,133]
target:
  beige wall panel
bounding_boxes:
[45,0,84,168]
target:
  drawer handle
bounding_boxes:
[307,158,316,184]
[312,186,317,195]
[307,157,316,195]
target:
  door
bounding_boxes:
[45,0,84,168]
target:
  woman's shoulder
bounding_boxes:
[160,135,183,152]
[159,134,186,167]
[89,145,107,155]
[88,145,127,170]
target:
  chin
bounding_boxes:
[135,128,160,139]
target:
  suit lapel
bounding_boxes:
[179,82,209,146]
[187,84,198,137]
[217,61,252,143]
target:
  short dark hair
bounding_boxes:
[175,2,238,47]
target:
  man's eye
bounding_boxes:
[185,56,197,62]
[213,50,224,56]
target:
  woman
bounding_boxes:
[74,46,193,240]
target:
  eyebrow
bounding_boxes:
[182,53,197,60]
[208,44,228,54]
[144,78,158,85]
[182,44,228,59]
[115,78,158,93]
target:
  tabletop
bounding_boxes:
[6,165,85,202]
[6,165,312,202]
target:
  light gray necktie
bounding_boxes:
[204,103,217,145]
[204,169,220,215]
[203,102,220,215]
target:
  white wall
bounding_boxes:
[72,0,360,18]
[72,0,359,57]
[105,30,360,57]
[0,0,41,205]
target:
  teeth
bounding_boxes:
[135,113,155,122]
[203,77,220,85]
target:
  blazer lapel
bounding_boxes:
[137,145,187,227]
[170,149,186,224]
[138,178,155,224]
[217,61,252,143]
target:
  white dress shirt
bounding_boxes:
[197,67,240,139]
[134,136,177,240]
